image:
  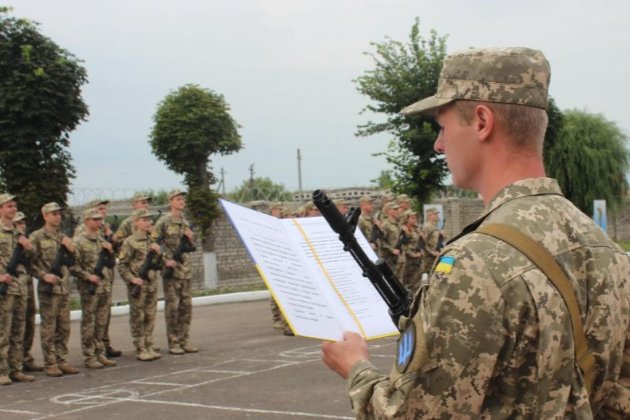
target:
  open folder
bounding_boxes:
[220,199,399,341]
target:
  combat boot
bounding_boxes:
[97,355,117,367]
[181,344,199,353]
[169,345,185,355]
[106,346,122,358]
[0,375,12,385]
[85,359,104,369]
[58,362,79,374]
[147,348,161,360]
[46,365,63,377]
[23,361,44,372]
[10,372,35,382]
[136,350,154,361]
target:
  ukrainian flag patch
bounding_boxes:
[435,256,455,274]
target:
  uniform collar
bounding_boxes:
[449,177,564,244]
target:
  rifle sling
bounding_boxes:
[476,223,595,396]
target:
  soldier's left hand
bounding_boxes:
[321,331,369,380]
[184,228,193,239]
[18,236,33,250]
[61,236,75,252]
[102,242,113,252]
[150,243,161,253]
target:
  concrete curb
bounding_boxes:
[35,290,271,324]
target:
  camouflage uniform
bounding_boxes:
[346,178,630,418]
[421,219,440,273]
[0,223,28,377]
[401,226,422,294]
[115,216,134,244]
[152,212,194,349]
[29,227,73,368]
[118,232,160,353]
[71,231,112,363]
[379,215,400,271]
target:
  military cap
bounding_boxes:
[132,208,158,220]
[400,210,417,220]
[13,211,26,222]
[86,199,110,208]
[0,193,16,206]
[132,192,152,203]
[168,188,187,200]
[401,47,550,115]
[333,198,350,207]
[304,202,316,212]
[381,192,394,201]
[82,207,104,220]
[396,194,410,202]
[383,202,399,211]
[359,195,374,203]
[42,202,63,214]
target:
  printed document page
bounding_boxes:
[220,199,398,341]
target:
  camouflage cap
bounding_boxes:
[304,202,316,212]
[168,188,187,200]
[381,192,394,202]
[0,193,16,206]
[86,199,110,208]
[132,192,152,203]
[42,202,63,214]
[383,202,400,211]
[401,47,550,115]
[397,194,410,202]
[359,195,374,203]
[82,207,104,220]
[132,208,158,220]
[13,211,26,222]
[270,201,283,210]
[401,209,417,220]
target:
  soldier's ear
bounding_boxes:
[474,104,494,143]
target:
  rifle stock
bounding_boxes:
[131,249,161,298]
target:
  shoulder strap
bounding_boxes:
[476,223,595,396]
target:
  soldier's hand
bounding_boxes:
[43,273,58,284]
[393,249,400,256]
[87,274,100,284]
[131,277,143,286]
[18,236,33,250]
[102,242,113,252]
[321,332,369,380]
[61,236,75,252]
[104,225,113,237]
[165,259,177,268]
[0,273,13,283]
[150,243,161,253]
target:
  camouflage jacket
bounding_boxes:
[71,232,112,295]
[151,212,191,279]
[118,232,159,289]
[422,221,440,255]
[379,217,400,257]
[115,216,134,244]
[0,223,27,295]
[347,178,630,419]
[358,214,375,244]
[29,227,74,295]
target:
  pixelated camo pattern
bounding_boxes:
[347,178,630,419]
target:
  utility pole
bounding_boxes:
[248,163,255,187]
[220,167,226,195]
[297,148,303,195]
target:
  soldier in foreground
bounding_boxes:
[71,208,117,369]
[0,194,34,384]
[118,208,162,361]
[152,189,198,354]
[13,211,44,373]
[322,48,630,418]
[30,202,79,377]
[115,193,152,244]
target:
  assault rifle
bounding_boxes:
[88,246,115,295]
[312,190,410,329]
[42,242,75,295]
[369,223,383,245]
[1,241,31,296]
[131,249,162,298]
[394,229,411,251]
[162,234,196,279]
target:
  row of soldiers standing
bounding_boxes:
[0,189,198,385]
[357,193,445,294]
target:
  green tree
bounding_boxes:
[355,18,448,205]
[544,109,629,214]
[150,84,242,249]
[0,7,88,224]
[229,177,293,203]
[371,169,395,190]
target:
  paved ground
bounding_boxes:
[0,299,397,419]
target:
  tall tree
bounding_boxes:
[355,18,448,205]
[230,177,293,203]
[150,84,242,250]
[544,109,629,214]
[0,7,88,223]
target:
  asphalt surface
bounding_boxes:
[1,298,398,419]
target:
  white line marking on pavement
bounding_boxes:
[0,408,41,415]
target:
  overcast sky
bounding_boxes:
[11,0,630,204]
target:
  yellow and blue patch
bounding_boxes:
[435,255,455,274]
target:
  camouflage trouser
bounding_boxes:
[269,297,291,334]
[79,290,110,360]
[163,277,192,348]
[127,283,157,352]
[0,292,27,375]
[22,276,37,365]
[37,292,71,368]
[102,266,114,348]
